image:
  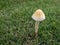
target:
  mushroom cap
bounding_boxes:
[32,9,45,21]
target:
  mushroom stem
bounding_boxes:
[35,21,39,37]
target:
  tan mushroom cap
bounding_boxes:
[32,9,45,21]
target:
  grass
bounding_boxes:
[0,0,60,45]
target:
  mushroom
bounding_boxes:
[32,9,45,37]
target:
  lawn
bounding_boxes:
[0,0,60,45]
